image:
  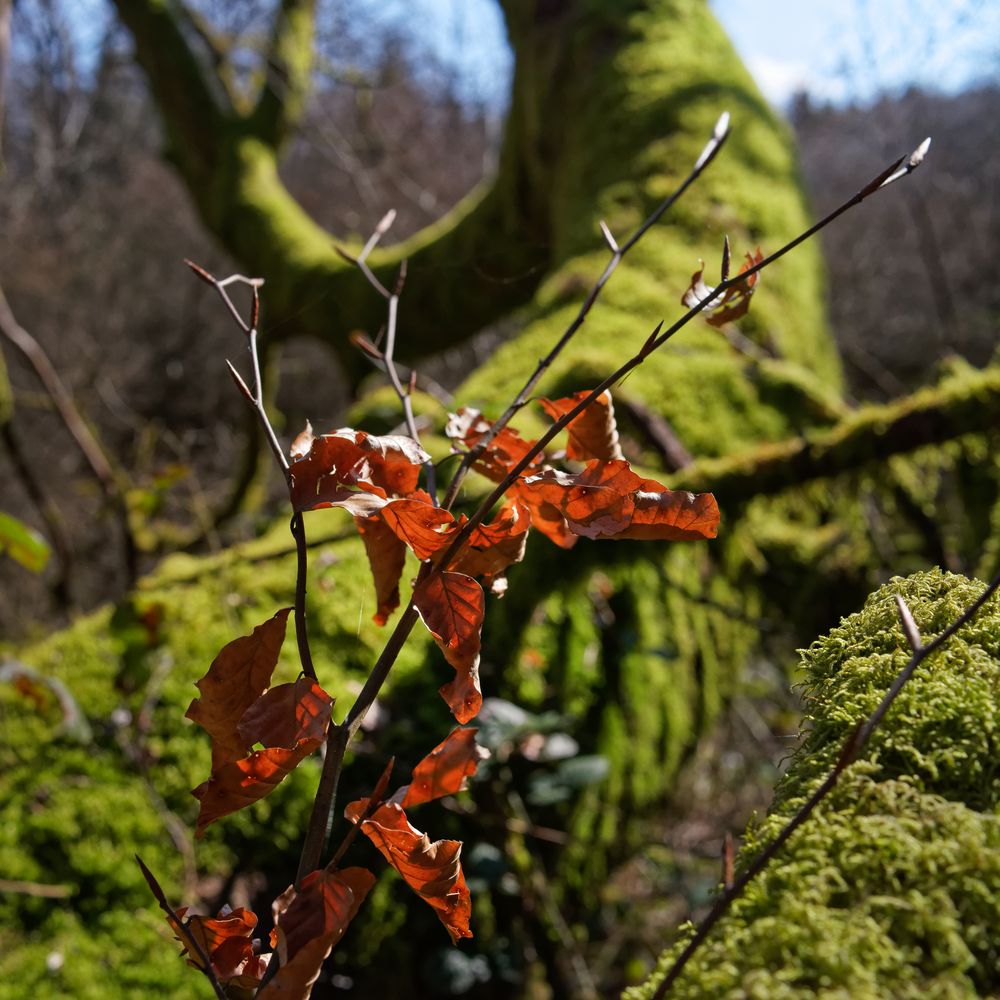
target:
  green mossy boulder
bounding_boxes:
[631,569,1000,999]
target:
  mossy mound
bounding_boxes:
[631,569,1000,999]
[0,519,436,997]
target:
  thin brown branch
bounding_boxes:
[0,878,72,899]
[341,212,438,501]
[439,110,732,510]
[0,287,137,585]
[189,263,319,689]
[650,571,1000,998]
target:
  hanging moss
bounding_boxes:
[631,569,1000,999]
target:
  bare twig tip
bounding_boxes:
[721,235,732,283]
[909,137,932,168]
[225,360,254,402]
[376,209,397,235]
[334,245,356,265]
[599,220,619,253]
[894,595,923,651]
[183,259,215,285]
[714,111,731,141]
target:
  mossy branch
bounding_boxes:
[672,362,1000,501]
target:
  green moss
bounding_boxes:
[1,519,436,997]
[631,569,1000,999]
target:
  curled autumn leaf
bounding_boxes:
[185,609,292,769]
[397,727,489,808]
[681,246,763,327]
[192,677,334,836]
[445,501,530,588]
[445,407,542,483]
[346,801,472,944]
[413,572,485,723]
[538,389,623,462]
[288,428,430,515]
[519,459,719,542]
[260,867,375,999]
[381,498,457,560]
[138,856,270,992]
[289,420,315,460]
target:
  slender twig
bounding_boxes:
[439,111,732,511]
[338,211,438,502]
[135,855,228,1000]
[0,286,138,585]
[187,261,317,683]
[650,569,999,998]
[325,756,395,871]
[296,138,932,879]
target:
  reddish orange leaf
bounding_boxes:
[269,866,375,965]
[288,429,429,515]
[185,609,292,769]
[520,459,719,542]
[509,480,578,550]
[381,498,457,559]
[350,802,472,944]
[538,389,623,462]
[445,501,531,583]
[399,728,488,808]
[138,856,270,991]
[258,867,374,999]
[445,407,542,483]
[192,678,333,837]
[355,513,407,625]
[413,572,484,723]
[681,247,763,327]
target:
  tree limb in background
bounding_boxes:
[673,361,1000,501]
[0,287,138,585]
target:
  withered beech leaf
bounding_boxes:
[170,904,269,989]
[192,678,334,837]
[445,407,542,483]
[538,389,623,462]
[398,728,489,808]
[509,480,578,550]
[413,572,484,723]
[236,676,333,751]
[381,499,457,560]
[288,429,430,515]
[355,513,407,625]
[185,609,292,769]
[444,501,531,582]
[268,866,375,973]
[681,247,763,327]
[352,802,472,944]
[520,459,719,542]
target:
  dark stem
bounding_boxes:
[296,723,351,884]
[290,512,316,681]
[650,570,1000,998]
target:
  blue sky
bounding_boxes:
[358,0,999,108]
[36,0,1000,109]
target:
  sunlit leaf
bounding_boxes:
[538,389,623,462]
[413,572,484,723]
[185,609,292,769]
